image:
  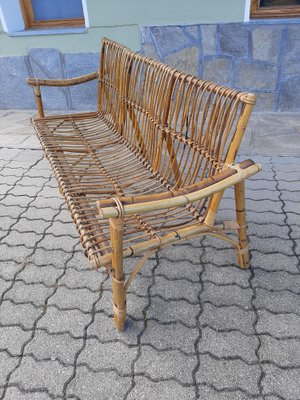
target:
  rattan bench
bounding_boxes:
[27,38,261,331]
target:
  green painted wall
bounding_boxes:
[0,0,245,56]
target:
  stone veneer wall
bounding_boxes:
[140,21,300,112]
[0,20,299,111]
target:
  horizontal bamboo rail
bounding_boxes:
[27,71,98,87]
[97,162,261,218]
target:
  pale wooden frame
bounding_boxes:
[250,0,300,18]
[19,0,85,29]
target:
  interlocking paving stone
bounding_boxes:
[48,286,99,312]
[251,252,299,273]
[0,300,42,329]
[201,282,253,309]
[259,336,300,367]
[151,275,200,302]
[0,352,19,386]
[252,269,300,293]
[87,312,144,345]
[147,297,199,327]
[0,326,32,356]
[141,320,198,354]
[136,345,197,384]
[202,264,251,287]
[17,263,62,286]
[58,267,106,291]
[78,338,138,375]
[3,230,43,248]
[197,386,261,399]
[0,278,12,298]
[253,288,300,314]
[0,261,23,281]
[9,356,73,397]
[127,376,195,400]
[12,217,52,234]
[36,307,91,338]
[155,258,202,282]
[200,303,256,335]
[198,326,259,363]
[24,330,83,364]
[195,354,261,395]
[96,289,149,320]
[4,281,52,307]
[66,366,131,399]
[160,241,203,264]
[4,387,52,400]
[256,310,300,339]
[262,364,300,400]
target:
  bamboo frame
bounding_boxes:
[28,37,261,331]
[19,0,85,29]
[250,0,300,18]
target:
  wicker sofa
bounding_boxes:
[27,38,261,331]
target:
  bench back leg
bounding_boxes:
[109,217,126,331]
[235,181,250,269]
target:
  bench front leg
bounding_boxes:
[109,217,126,331]
[235,180,250,269]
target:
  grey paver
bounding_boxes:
[147,296,199,327]
[24,330,83,364]
[9,356,73,397]
[48,286,99,312]
[253,288,300,314]
[198,385,261,399]
[0,326,32,356]
[4,281,52,307]
[141,320,198,354]
[4,387,52,400]
[259,336,300,367]
[87,312,144,345]
[151,275,200,303]
[257,310,300,339]
[36,307,91,338]
[0,352,19,385]
[78,338,137,374]
[196,354,261,395]
[262,364,300,400]
[199,326,259,363]
[200,303,256,335]
[127,376,195,400]
[67,366,131,399]
[201,282,253,309]
[135,346,197,384]
[0,300,42,329]
[252,269,300,293]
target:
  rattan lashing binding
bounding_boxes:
[27,38,261,331]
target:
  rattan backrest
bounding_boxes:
[98,38,255,189]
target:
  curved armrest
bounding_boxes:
[27,71,98,87]
[96,160,262,219]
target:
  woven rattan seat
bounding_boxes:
[28,38,261,331]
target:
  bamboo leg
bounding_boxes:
[33,85,44,117]
[234,180,249,269]
[110,217,126,331]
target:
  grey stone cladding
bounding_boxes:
[141,21,300,112]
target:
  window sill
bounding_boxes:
[247,17,300,24]
[8,27,87,36]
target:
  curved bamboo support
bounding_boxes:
[97,162,262,219]
[27,71,98,87]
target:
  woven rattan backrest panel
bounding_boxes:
[98,38,254,189]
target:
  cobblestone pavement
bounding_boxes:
[0,110,300,399]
